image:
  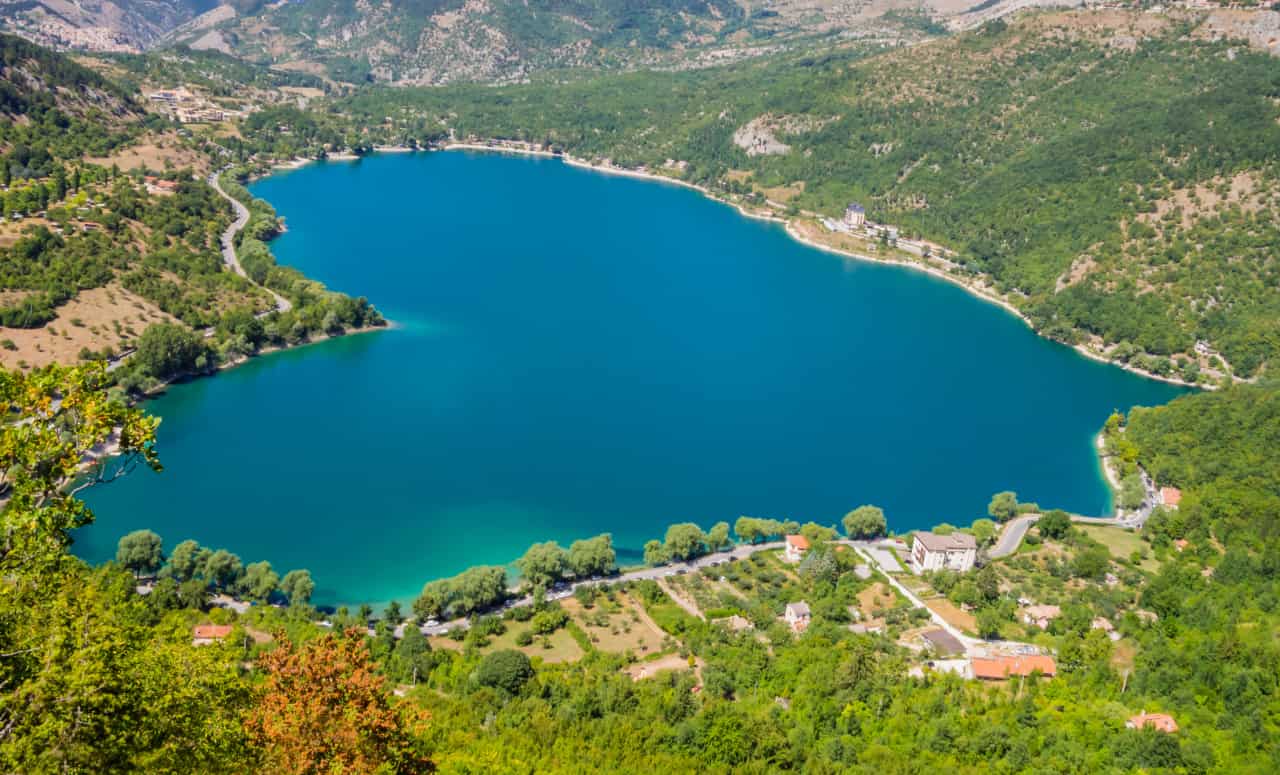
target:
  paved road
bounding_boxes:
[989,514,1039,559]
[385,541,788,639]
[989,509,1145,559]
[206,169,292,315]
[106,170,291,374]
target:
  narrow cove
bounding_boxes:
[76,151,1189,605]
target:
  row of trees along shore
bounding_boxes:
[412,502,1058,624]
[116,485,1050,627]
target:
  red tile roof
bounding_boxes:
[971,655,1057,679]
[1127,713,1178,733]
[1161,487,1183,507]
[193,624,234,640]
[785,534,810,550]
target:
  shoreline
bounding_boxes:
[142,321,394,399]
[259,142,1204,390]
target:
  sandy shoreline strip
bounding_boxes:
[266,143,1202,389]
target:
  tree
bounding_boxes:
[567,533,615,578]
[413,584,445,621]
[202,549,244,590]
[1117,473,1146,510]
[798,549,838,586]
[988,491,1019,522]
[116,529,164,577]
[515,540,568,588]
[663,522,707,561]
[799,522,837,545]
[1037,509,1071,539]
[178,577,211,610]
[0,364,160,577]
[385,600,403,623]
[450,566,508,615]
[390,626,433,685]
[705,521,731,552]
[843,505,887,539]
[474,649,534,695]
[970,518,998,547]
[976,607,1006,639]
[166,539,208,581]
[241,560,280,602]
[245,630,433,774]
[734,516,763,544]
[279,569,314,606]
[643,539,668,566]
[1072,547,1110,580]
[133,323,208,381]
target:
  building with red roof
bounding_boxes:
[784,534,811,563]
[1127,713,1178,733]
[192,623,234,645]
[971,654,1057,680]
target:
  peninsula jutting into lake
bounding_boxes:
[77,151,1187,605]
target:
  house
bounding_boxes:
[1174,538,1189,552]
[1127,712,1178,733]
[1021,604,1062,630]
[714,614,755,633]
[1159,486,1182,509]
[970,654,1057,680]
[784,601,811,633]
[919,628,965,657]
[843,202,866,229]
[911,531,977,574]
[192,623,234,646]
[1092,617,1121,641]
[784,534,811,563]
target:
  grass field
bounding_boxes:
[924,597,978,635]
[564,593,668,656]
[1080,525,1157,572]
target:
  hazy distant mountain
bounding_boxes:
[0,0,221,51]
[0,0,1022,83]
[170,0,965,85]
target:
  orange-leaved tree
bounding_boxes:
[245,628,434,774]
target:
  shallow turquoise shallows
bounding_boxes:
[77,151,1188,605]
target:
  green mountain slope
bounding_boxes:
[334,9,1280,378]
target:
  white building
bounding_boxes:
[910,532,977,574]
[784,601,811,633]
[843,202,866,229]
[783,534,810,563]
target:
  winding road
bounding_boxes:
[206,169,292,315]
[106,169,292,373]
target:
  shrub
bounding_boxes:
[474,649,533,694]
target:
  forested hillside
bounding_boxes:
[331,9,1280,379]
[2,364,1279,772]
[0,35,383,382]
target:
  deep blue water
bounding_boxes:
[77,151,1187,605]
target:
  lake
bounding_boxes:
[77,151,1187,605]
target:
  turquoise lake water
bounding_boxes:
[78,151,1188,605]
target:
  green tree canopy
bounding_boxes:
[241,560,280,602]
[515,541,568,588]
[133,322,208,381]
[116,529,164,577]
[279,569,315,606]
[566,533,615,578]
[987,491,1019,522]
[842,505,887,539]
[663,523,707,561]
[474,649,533,695]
